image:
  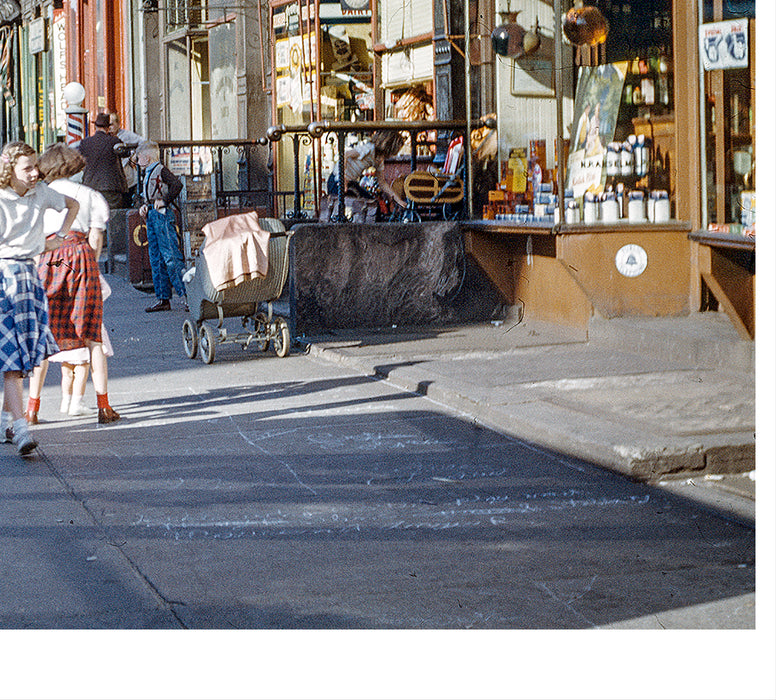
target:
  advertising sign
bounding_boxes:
[29,16,45,54]
[566,62,627,198]
[700,19,749,70]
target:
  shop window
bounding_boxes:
[270,1,376,213]
[166,39,191,139]
[564,1,675,220]
[701,4,755,227]
[378,0,433,45]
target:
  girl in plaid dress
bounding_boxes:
[0,142,79,455]
[25,144,120,426]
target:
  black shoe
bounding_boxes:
[145,299,171,313]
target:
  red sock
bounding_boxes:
[27,397,40,414]
[96,393,110,409]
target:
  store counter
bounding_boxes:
[688,230,755,340]
[462,220,693,329]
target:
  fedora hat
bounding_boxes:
[94,113,110,128]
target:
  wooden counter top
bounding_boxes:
[464,220,692,236]
[688,230,756,251]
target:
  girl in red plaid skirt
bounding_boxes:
[25,144,120,426]
[0,142,79,455]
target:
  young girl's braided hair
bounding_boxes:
[0,141,36,189]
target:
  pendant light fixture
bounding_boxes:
[562,0,609,46]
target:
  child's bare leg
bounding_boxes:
[68,362,92,416]
[4,371,24,420]
[60,363,75,413]
[5,371,37,454]
[73,363,89,398]
[26,360,48,423]
[89,341,119,423]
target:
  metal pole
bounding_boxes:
[336,131,347,222]
[554,0,566,224]
[464,0,473,219]
[292,134,302,218]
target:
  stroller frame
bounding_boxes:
[182,221,293,364]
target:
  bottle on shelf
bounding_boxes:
[639,58,655,106]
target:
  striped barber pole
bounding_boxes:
[66,112,86,146]
[0,25,15,107]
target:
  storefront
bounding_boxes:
[268,0,476,215]
[269,0,376,212]
[464,0,755,336]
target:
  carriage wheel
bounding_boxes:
[199,324,216,364]
[272,319,291,358]
[182,319,199,359]
[254,312,270,352]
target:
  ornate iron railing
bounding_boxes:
[267,118,496,222]
[157,138,296,215]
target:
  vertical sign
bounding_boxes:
[52,9,67,136]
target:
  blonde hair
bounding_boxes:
[38,143,86,182]
[0,141,36,189]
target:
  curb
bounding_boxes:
[306,341,756,510]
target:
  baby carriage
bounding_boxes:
[181,214,293,364]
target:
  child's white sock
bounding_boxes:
[68,395,92,416]
[60,394,71,414]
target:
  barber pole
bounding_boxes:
[63,81,88,146]
[66,111,86,146]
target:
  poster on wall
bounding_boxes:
[288,35,304,113]
[566,62,627,198]
[699,19,748,70]
[275,39,289,70]
[276,76,291,106]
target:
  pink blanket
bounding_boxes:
[201,212,270,292]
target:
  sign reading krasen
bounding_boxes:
[699,19,749,71]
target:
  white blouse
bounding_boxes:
[43,178,109,235]
[0,181,68,259]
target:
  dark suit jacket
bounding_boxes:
[77,131,128,193]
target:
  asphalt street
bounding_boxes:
[0,272,768,699]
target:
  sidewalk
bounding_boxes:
[302,310,755,524]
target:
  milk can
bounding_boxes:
[620,142,633,177]
[583,192,599,223]
[627,190,646,222]
[600,190,619,223]
[606,143,621,177]
[648,190,670,222]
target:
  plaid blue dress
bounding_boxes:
[0,181,68,375]
[0,259,59,374]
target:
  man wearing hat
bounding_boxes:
[76,112,128,210]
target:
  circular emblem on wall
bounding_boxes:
[615,243,648,277]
